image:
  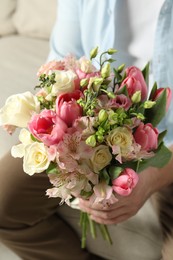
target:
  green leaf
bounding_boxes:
[137,143,172,172]
[108,166,123,180]
[142,62,150,86]
[46,162,59,174]
[117,84,129,96]
[145,89,167,126]
[149,82,158,100]
[158,130,167,146]
[100,168,110,184]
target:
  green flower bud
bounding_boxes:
[96,134,104,143]
[90,46,99,59]
[117,63,125,73]
[107,92,116,98]
[131,91,141,103]
[107,48,117,55]
[136,113,145,120]
[86,135,97,147]
[101,63,111,78]
[80,78,88,87]
[98,109,108,123]
[93,77,104,86]
[143,100,156,109]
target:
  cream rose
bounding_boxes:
[106,127,133,157]
[90,145,112,173]
[51,70,77,96]
[23,142,50,175]
[0,91,40,128]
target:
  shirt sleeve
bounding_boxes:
[47,0,83,61]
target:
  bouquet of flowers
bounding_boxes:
[0,47,172,248]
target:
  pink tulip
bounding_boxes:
[120,66,148,101]
[112,168,139,196]
[153,87,172,111]
[134,122,159,151]
[56,90,83,127]
[28,109,68,146]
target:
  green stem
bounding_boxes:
[98,224,113,245]
[88,216,97,239]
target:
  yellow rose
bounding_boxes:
[0,91,40,128]
[106,127,133,154]
[90,145,112,173]
[51,70,77,96]
[23,142,50,175]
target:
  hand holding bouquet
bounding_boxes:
[0,47,172,248]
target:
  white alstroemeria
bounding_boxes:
[11,129,33,158]
[0,91,40,128]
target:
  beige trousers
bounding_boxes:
[0,151,163,260]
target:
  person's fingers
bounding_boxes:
[90,213,130,225]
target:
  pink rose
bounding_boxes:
[120,66,148,101]
[153,87,172,111]
[107,94,132,110]
[134,122,159,151]
[37,60,65,77]
[56,90,83,127]
[112,168,139,196]
[28,109,67,146]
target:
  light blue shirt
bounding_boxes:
[49,0,173,145]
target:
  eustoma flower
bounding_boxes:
[0,91,40,128]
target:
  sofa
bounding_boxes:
[0,0,57,157]
[0,1,165,259]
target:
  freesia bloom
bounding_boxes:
[37,60,65,77]
[153,87,172,111]
[90,145,112,173]
[120,66,148,101]
[56,90,83,127]
[51,70,77,96]
[0,91,40,128]
[112,168,139,196]
[134,122,159,151]
[28,109,68,146]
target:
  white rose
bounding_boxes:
[23,142,50,175]
[51,70,77,96]
[0,91,40,128]
[90,145,112,173]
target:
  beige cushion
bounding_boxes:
[0,35,49,157]
[13,0,57,39]
[0,0,17,35]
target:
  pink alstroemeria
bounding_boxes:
[37,60,65,77]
